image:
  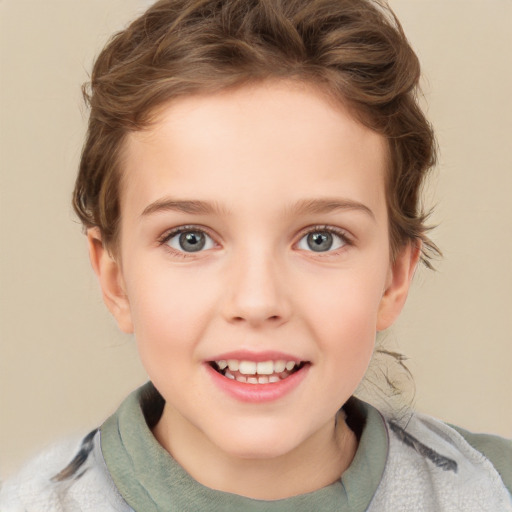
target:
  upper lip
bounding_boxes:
[206,350,308,363]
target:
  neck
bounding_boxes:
[152,406,358,500]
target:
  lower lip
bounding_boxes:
[206,363,310,403]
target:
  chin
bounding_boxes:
[223,443,293,461]
[209,424,306,461]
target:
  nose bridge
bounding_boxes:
[223,241,290,326]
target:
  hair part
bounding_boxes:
[73,0,439,264]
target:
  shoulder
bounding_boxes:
[406,414,512,493]
[449,423,512,494]
[373,411,512,510]
[0,429,132,512]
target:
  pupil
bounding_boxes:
[179,232,205,252]
[307,232,332,252]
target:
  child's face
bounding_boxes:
[91,81,416,461]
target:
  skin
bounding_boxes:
[89,80,419,500]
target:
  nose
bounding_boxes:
[221,247,292,328]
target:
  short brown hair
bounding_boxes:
[73,0,438,264]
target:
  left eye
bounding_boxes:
[297,230,346,253]
[165,229,215,253]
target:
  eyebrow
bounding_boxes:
[140,197,374,220]
[141,198,229,217]
[289,198,375,220]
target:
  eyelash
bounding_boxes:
[296,225,353,255]
[157,224,353,257]
[158,225,217,258]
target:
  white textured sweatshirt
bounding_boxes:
[1,384,511,511]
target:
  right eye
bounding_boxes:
[296,227,349,253]
[164,228,215,253]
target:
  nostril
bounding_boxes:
[231,315,280,323]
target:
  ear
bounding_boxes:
[87,228,134,333]
[376,242,421,331]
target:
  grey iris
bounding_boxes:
[179,232,206,252]
[307,232,333,252]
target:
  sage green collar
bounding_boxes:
[101,382,388,512]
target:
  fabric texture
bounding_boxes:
[451,423,512,490]
[1,382,511,511]
[369,414,512,511]
[0,430,131,512]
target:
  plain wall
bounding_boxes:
[1,0,511,479]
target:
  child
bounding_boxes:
[1,0,511,510]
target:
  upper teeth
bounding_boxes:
[215,359,298,375]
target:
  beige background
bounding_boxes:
[1,0,511,479]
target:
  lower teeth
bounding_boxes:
[226,370,283,384]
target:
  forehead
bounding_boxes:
[121,81,388,223]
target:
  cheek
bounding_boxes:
[124,265,218,359]
[301,267,386,329]
[299,267,386,367]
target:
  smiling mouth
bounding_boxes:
[209,359,308,384]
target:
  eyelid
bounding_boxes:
[158,225,219,254]
[295,225,353,252]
